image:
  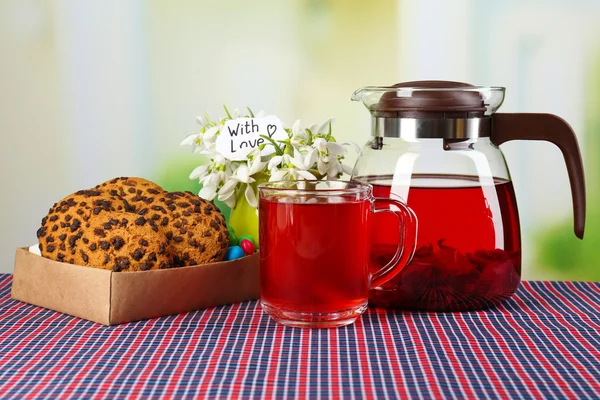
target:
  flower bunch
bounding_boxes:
[181,106,358,209]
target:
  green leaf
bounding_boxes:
[306,128,313,145]
[247,107,255,118]
[223,105,232,119]
[204,112,215,126]
[259,134,284,156]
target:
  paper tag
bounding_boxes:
[216,115,287,161]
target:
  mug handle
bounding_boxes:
[370,198,418,288]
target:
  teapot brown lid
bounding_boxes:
[375,81,487,118]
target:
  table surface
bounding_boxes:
[0,275,599,399]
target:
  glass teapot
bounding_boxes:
[351,81,586,311]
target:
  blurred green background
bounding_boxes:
[1,0,599,280]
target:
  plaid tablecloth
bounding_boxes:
[0,275,599,399]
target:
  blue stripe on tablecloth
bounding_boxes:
[1,275,599,399]
[515,283,600,392]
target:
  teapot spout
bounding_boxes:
[350,86,390,110]
[350,87,369,102]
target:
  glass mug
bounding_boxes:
[258,181,417,328]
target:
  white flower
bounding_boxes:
[189,164,210,180]
[268,153,317,182]
[244,184,258,208]
[185,110,357,209]
[290,120,307,146]
[192,154,232,201]
[203,126,219,141]
[312,137,353,178]
[246,148,268,175]
[181,132,200,147]
[213,148,267,208]
[181,119,222,156]
[317,117,335,134]
[217,176,239,208]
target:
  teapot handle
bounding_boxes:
[491,113,586,239]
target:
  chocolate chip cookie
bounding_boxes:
[40,211,174,271]
[95,177,164,206]
[37,179,229,270]
[37,189,131,244]
[134,191,229,266]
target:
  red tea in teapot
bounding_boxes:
[351,81,586,312]
[370,174,521,311]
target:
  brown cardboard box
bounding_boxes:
[11,247,260,325]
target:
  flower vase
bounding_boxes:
[228,176,266,245]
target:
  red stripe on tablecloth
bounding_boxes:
[94,317,168,399]
[525,283,600,386]
[564,281,600,314]
[454,313,512,397]
[195,304,240,396]
[403,315,442,398]
[476,311,545,397]
[529,283,600,393]
[177,307,225,399]
[211,303,255,398]
[203,303,245,394]
[328,327,341,397]
[263,322,284,399]
[10,317,82,398]
[355,317,377,398]
[0,305,45,364]
[364,310,400,399]
[538,282,600,352]
[0,312,68,395]
[297,329,309,399]
[504,287,580,398]
[148,313,194,397]
[429,313,477,397]
[374,310,405,397]
[246,311,277,398]
[387,313,426,396]
[0,276,12,299]
[542,281,600,329]
[229,305,262,398]
[581,281,600,295]
[33,322,105,398]
[66,319,152,398]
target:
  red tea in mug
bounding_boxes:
[258,181,416,328]
[259,198,371,315]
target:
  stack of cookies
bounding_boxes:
[36,177,230,272]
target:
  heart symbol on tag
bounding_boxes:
[267,124,277,138]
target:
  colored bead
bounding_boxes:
[240,239,255,255]
[238,234,256,248]
[224,246,245,261]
